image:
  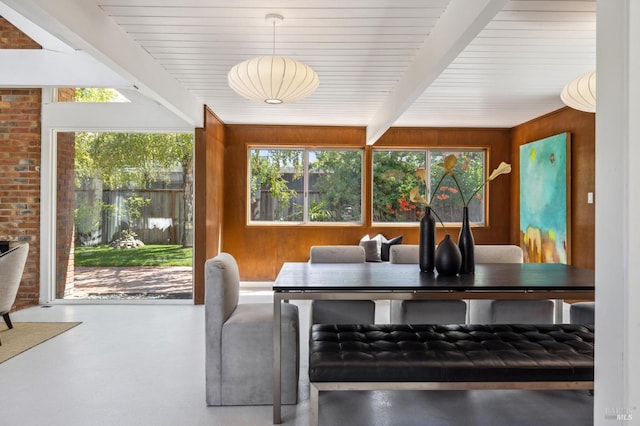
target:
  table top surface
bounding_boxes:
[273,262,595,292]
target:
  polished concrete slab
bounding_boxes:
[0,294,593,426]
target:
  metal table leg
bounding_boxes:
[554,299,564,323]
[273,293,282,423]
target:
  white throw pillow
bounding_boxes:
[359,234,387,262]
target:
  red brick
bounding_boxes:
[0,84,41,308]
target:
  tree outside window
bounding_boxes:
[429,150,486,224]
[74,132,194,246]
[372,150,425,222]
[373,149,486,224]
[249,148,363,223]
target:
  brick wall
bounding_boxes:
[0,17,42,309]
[57,89,75,102]
[57,131,76,297]
[1,17,40,49]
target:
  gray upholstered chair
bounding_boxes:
[389,244,467,324]
[388,244,419,264]
[309,245,375,324]
[469,245,555,324]
[0,243,29,330]
[570,301,594,324]
[205,252,299,405]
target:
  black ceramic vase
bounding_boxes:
[458,206,475,274]
[418,207,436,273]
[435,234,462,276]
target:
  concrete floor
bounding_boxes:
[0,294,593,426]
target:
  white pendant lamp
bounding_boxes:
[228,14,319,104]
[560,71,596,113]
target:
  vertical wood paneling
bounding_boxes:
[510,107,595,269]
[193,106,224,304]
[222,125,512,280]
[193,127,205,303]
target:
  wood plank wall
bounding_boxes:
[193,107,225,303]
[195,105,595,294]
[195,106,595,285]
[220,125,512,280]
[510,107,596,269]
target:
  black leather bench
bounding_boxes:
[309,324,594,426]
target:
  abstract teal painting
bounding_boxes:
[519,133,571,264]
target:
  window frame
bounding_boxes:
[371,147,489,227]
[247,146,365,226]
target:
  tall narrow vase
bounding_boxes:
[419,207,436,273]
[458,206,475,274]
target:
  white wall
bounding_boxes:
[594,0,640,423]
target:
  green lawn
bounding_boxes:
[75,244,193,267]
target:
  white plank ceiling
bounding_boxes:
[1,0,595,137]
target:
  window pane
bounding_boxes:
[372,150,426,222]
[429,150,486,224]
[249,149,304,222]
[56,88,130,102]
[309,150,362,222]
[373,149,486,224]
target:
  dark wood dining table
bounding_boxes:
[271,261,595,423]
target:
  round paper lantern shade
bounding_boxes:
[228,55,319,104]
[561,71,596,113]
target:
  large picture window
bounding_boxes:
[249,148,363,224]
[373,149,486,225]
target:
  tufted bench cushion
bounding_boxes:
[309,324,594,383]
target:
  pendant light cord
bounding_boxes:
[272,19,276,56]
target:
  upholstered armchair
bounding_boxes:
[389,244,467,324]
[309,245,376,324]
[205,252,299,405]
[469,245,554,324]
[0,243,29,330]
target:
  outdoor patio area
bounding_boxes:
[67,266,193,300]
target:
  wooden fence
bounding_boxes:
[75,189,192,246]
